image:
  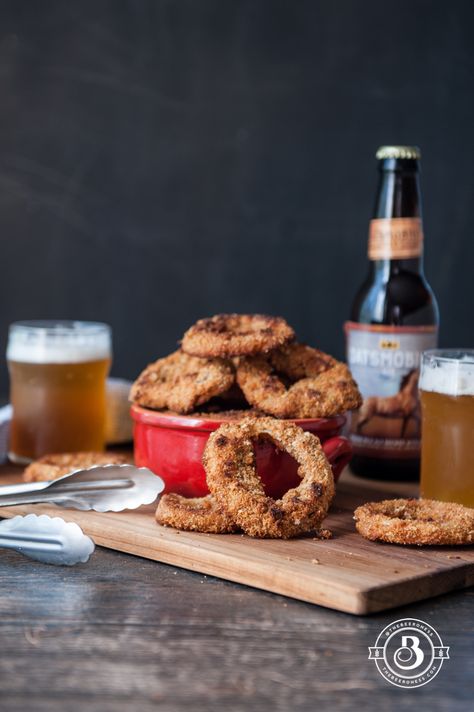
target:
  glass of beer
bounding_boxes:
[420,350,474,507]
[7,321,112,463]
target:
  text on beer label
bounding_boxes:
[344,322,438,455]
[368,217,423,260]
[348,346,420,370]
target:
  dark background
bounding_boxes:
[0,0,473,391]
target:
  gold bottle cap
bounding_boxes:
[376,145,421,160]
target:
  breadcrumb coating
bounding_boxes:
[130,350,234,414]
[354,498,474,545]
[237,343,362,418]
[181,313,295,358]
[203,417,335,539]
[156,493,239,533]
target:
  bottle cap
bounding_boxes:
[376,145,421,160]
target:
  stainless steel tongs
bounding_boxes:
[0,464,165,511]
[0,514,95,565]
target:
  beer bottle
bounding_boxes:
[345,146,439,480]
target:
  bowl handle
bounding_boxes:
[322,436,353,481]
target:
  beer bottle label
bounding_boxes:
[344,322,438,459]
[368,218,423,259]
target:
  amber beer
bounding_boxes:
[7,321,112,463]
[420,350,474,507]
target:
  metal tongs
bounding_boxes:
[0,464,165,511]
[0,465,164,566]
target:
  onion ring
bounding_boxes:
[203,417,335,538]
[236,343,362,418]
[354,498,474,546]
[181,313,295,358]
[23,451,130,482]
[155,493,238,534]
[130,350,234,414]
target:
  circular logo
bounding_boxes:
[368,618,449,688]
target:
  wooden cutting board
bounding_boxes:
[0,468,473,615]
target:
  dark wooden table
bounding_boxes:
[0,469,473,712]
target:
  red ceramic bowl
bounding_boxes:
[131,404,352,499]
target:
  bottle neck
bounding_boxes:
[370,160,424,275]
[373,166,422,220]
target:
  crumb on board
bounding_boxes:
[312,528,332,540]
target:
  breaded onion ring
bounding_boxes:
[236,343,362,419]
[181,313,295,358]
[270,343,338,379]
[130,350,234,414]
[156,493,238,534]
[203,417,335,539]
[23,451,130,482]
[354,498,474,546]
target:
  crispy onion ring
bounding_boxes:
[236,343,362,418]
[23,451,130,482]
[181,313,295,358]
[130,350,234,414]
[156,493,238,534]
[203,417,335,538]
[354,498,474,546]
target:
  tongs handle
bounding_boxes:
[0,480,51,506]
[0,470,135,507]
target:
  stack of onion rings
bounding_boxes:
[354,498,474,545]
[236,343,362,419]
[203,417,335,538]
[130,316,361,420]
[181,313,295,358]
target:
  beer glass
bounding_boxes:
[7,321,112,463]
[420,350,474,507]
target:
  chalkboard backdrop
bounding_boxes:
[0,0,472,393]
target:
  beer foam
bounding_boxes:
[7,322,111,364]
[420,353,474,396]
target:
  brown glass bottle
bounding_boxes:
[346,146,439,480]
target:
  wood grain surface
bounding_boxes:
[1,468,472,615]
[1,466,473,712]
[1,543,472,712]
